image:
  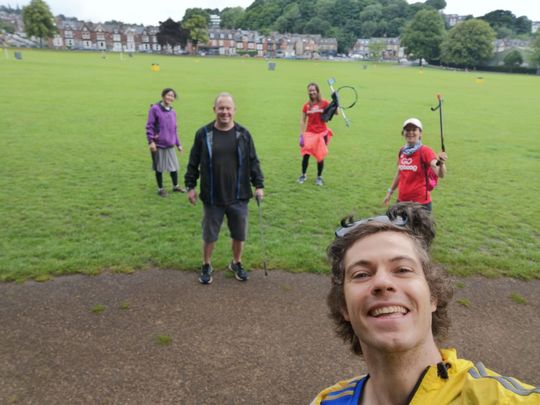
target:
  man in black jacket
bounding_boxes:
[185,93,264,285]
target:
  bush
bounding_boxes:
[476,65,537,75]
[503,50,523,68]
[237,50,257,57]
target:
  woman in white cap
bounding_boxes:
[383,118,447,212]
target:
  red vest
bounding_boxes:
[397,146,437,204]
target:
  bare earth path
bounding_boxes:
[1,269,539,404]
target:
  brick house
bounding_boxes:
[352,37,403,60]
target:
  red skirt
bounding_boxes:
[300,129,333,162]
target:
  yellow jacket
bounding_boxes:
[311,349,539,404]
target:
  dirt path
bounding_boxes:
[1,270,539,404]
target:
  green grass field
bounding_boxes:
[1,49,539,281]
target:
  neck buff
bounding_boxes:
[401,141,422,156]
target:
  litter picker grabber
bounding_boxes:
[323,78,358,127]
[255,195,268,276]
[430,94,445,166]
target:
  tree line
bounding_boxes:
[188,1,534,50]
[397,9,537,68]
[178,2,539,69]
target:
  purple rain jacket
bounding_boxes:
[145,103,180,148]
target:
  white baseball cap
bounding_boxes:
[402,118,423,130]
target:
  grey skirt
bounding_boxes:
[151,147,179,173]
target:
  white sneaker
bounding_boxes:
[315,176,324,186]
[297,174,307,184]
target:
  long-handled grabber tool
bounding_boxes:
[324,78,358,127]
[430,93,445,166]
[255,195,268,276]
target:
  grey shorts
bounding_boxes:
[202,201,249,243]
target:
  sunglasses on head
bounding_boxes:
[335,214,408,238]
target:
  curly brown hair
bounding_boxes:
[327,202,454,355]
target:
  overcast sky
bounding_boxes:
[4,0,540,26]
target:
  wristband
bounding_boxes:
[387,188,393,194]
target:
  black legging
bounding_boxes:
[302,155,324,177]
[155,171,178,189]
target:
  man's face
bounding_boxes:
[308,85,319,102]
[342,231,436,355]
[213,96,236,128]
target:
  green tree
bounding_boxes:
[441,19,496,68]
[502,49,523,69]
[425,0,446,11]
[297,0,317,21]
[360,21,378,38]
[480,9,514,28]
[529,33,540,68]
[182,8,210,25]
[220,7,245,29]
[273,3,301,33]
[22,0,56,48]
[400,9,446,65]
[328,26,355,54]
[382,0,409,36]
[304,16,331,35]
[479,9,529,38]
[183,15,209,54]
[157,18,188,51]
[240,1,282,30]
[514,16,532,36]
[368,40,386,60]
[315,0,337,25]
[0,20,16,33]
[358,3,383,37]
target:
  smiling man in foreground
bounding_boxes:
[312,202,539,404]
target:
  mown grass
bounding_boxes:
[0,49,538,281]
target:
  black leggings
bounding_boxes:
[155,171,178,189]
[302,154,324,177]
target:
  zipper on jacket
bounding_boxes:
[405,366,430,404]
[205,127,214,205]
[236,129,243,200]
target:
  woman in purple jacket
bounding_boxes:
[145,88,185,197]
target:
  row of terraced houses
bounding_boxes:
[48,19,161,53]
[46,18,339,58]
